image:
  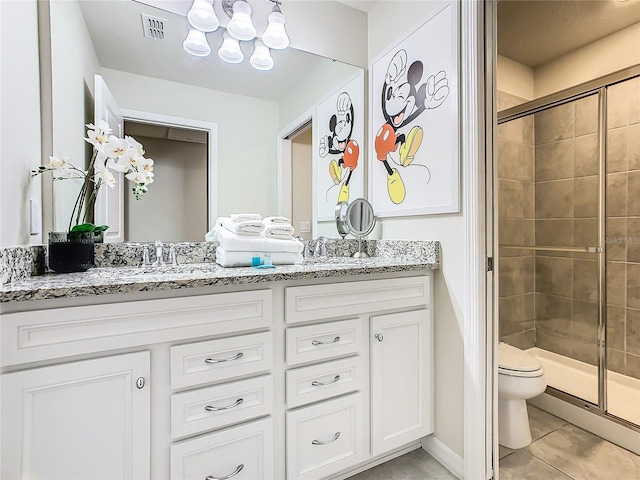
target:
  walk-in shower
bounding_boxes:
[497,67,640,437]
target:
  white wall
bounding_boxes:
[497,55,534,101]
[99,68,279,219]
[0,0,42,247]
[535,22,640,98]
[49,0,101,232]
[367,0,464,458]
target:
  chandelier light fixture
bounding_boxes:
[183,0,289,71]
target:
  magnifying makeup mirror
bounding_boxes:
[345,198,376,258]
[335,201,349,239]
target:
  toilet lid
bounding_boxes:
[498,343,541,372]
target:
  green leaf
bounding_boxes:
[70,223,96,233]
[94,225,109,233]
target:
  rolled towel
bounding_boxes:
[230,213,262,223]
[216,247,303,267]
[264,224,295,240]
[218,217,265,236]
[263,216,291,225]
[213,226,304,254]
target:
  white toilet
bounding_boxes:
[498,343,547,449]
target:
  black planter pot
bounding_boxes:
[48,231,95,273]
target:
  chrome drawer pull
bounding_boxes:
[312,431,341,445]
[311,336,340,346]
[204,398,244,412]
[205,463,244,480]
[311,375,340,387]
[205,352,244,364]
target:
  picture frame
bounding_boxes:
[368,3,459,217]
[314,70,365,221]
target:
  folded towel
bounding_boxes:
[231,213,262,223]
[212,225,304,254]
[218,217,265,236]
[263,216,291,225]
[215,247,303,267]
[264,224,295,240]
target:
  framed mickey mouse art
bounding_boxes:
[369,2,459,217]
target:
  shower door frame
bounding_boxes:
[497,65,640,432]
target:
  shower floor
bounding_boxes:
[527,347,640,426]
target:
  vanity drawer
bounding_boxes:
[171,375,273,440]
[286,357,363,408]
[1,289,272,367]
[170,417,274,480]
[285,276,430,324]
[286,393,364,480]
[171,332,273,389]
[286,319,363,367]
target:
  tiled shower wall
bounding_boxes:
[606,77,640,379]
[498,78,640,380]
[498,91,536,350]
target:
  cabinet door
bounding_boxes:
[371,309,433,455]
[1,351,150,479]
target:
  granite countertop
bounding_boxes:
[0,240,440,303]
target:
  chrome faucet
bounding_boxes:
[152,240,166,267]
[169,244,179,266]
[314,236,326,257]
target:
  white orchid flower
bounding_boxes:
[104,135,131,158]
[138,156,154,173]
[85,120,112,135]
[85,128,109,152]
[96,165,116,188]
[106,156,129,173]
[125,171,148,184]
[125,135,145,156]
[46,155,68,169]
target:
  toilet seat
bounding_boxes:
[498,343,543,378]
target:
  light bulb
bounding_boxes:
[227,0,256,41]
[183,28,211,56]
[262,6,289,50]
[218,31,244,63]
[250,39,274,71]
[187,0,219,32]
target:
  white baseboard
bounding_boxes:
[421,435,464,480]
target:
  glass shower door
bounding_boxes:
[605,76,640,426]
[530,93,602,406]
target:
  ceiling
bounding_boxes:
[335,0,378,13]
[76,0,330,103]
[498,0,640,68]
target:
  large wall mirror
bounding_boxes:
[47,0,364,242]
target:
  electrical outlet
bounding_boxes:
[300,221,311,233]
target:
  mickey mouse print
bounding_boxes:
[369,3,459,216]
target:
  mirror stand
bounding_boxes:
[352,235,370,258]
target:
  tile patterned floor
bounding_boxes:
[347,404,640,479]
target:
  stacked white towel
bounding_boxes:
[205,218,304,267]
[264,224,295,240]
[231,213,262,223]
[217,216,265,236]
[263,216,291,224]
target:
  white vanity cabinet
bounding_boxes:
[284,275,433,479]
[1,351,151,480]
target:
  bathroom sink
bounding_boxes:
[302,257,374,266]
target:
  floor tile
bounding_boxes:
[499,450,572,480]
[346,448,457,480]
[527,404,568,441]
[499,445,514,459]
[526,424,640,480]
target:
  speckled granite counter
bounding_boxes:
[0,240,440,303]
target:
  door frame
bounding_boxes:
[120,109,219,233]
[277,108,314,226]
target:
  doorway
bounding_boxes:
[123,121,208,242]
[289,125,313,241]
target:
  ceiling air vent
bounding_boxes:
[141,14,166,40]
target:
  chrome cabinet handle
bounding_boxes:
[312,432,341,445]
[311,375,340,387]
[205,464,244,480]
[205,398,244,412]
[311,336,340,346]
[375,333,383,342]
[205,352,244,364]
